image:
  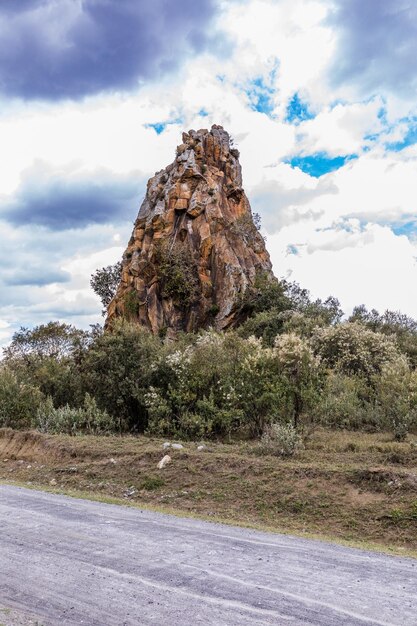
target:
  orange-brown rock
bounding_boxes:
[106,125,275,335]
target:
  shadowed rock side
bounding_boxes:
[106,125,275,335]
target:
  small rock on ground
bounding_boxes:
[157,455,171,469]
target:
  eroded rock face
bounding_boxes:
[106,125,275,335]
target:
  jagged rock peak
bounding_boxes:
[106,124,275,336]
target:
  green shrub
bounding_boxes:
[273,333,322,428]
[260,423,303,457]
[239,272,291,316]
[375,359,417,441]
[238,309,287,346]
[123,291,140,319]
[154,241,199,307]
[317,373,378,431]
[146,331,271,438]
[0,367,43,429]
[34,393,114,435]
[312,322,400,380]
[141,476,165,491]
[82,320,162,431]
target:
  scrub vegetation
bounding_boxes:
[1,272,416,551]
[2,276,417,442]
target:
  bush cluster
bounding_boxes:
[33,394,113,435]
[260,423,303,457]
[1,280,417,445]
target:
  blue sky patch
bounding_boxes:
[245,64,278,116]
[145,117,183,135]
[145,122,167,135]
[286,93,315,124]
[392,220,417,238]
[246,76,275,115]
[286,244,299,256]
[385,119,417,152]
[286,152,358,177]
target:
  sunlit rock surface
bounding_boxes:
[106,125,274,335]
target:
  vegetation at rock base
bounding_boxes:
[1,277,417,445]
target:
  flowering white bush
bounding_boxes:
[312,322,400,379]
[272,333,322,428]
[260,422,303,457]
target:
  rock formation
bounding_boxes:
[106,125,275,335]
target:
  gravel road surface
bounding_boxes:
[0,484,415,625]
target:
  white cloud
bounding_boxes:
[294,99,384,156]
[0,94,180,195]
[315,151,417,223]
[269,222,417,317]
[220,0,334,111]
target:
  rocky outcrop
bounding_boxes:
[106,125,275,335]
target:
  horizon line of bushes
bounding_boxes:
[1,275,417,448]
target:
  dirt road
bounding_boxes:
[0,485,415,625]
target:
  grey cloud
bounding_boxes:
[1,166,144,230]
[0,0,223,100]
[4,267,71,287]
[0,218,128,317]
[328,0,417,97]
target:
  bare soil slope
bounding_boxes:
[0,428,416,554]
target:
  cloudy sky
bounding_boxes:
[1,0,417,346]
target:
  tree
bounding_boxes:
[273,333,322,428]
[2,322,89,408]
[376,358,417,441]
[3,322,89,361]
[90,261,122,315]
[282,281,343,325]
[82,320,162,431]
[0,367,43,429]
[239,272,292,316]
[312,322,400,381]
[349,305,417,367]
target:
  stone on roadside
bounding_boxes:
[197,445,206,451]
[162,442,171,450]
[157,455,171,469]
[171,443,183,450]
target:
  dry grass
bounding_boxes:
[1,427,416,556]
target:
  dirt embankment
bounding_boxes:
[1,427,416,555]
